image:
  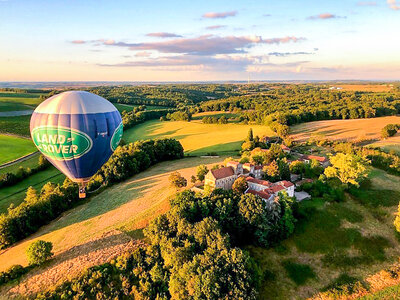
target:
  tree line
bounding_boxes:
[0,138,184,249]
[198,85,400,136]
[0,155,51,189]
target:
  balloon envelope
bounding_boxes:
[30,91,123,184]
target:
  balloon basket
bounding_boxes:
[79,184,86,199]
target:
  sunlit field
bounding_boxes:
[0,134,36,165]
[291,116,400,144]
[124,118,273,155]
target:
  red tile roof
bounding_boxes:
[281,145,290,150]
[254,165,263,170]
[267,185,285,193]
[280,180,294,188]
[303,155,328,162]
[246,189,272,200]
[246,176,271,186]
[209,166,235,179]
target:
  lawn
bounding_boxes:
[123,119,273,155]
[249,168,400,299]
[0,134,36,165]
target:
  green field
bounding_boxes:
[0,167,64,213]
[0,153,40,175]
[123,119,273,155]
[0,115,31,136]
[0,92,43,107]
[0,135,36,164]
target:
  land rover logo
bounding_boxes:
[32,126,92,160]
[110,122,123,151]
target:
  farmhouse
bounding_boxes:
[245,177,295,201]
[204,161,295,202]
[301,154,330,167]
[204,166,237,190]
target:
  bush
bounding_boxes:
[26,240,53,265]
[0,264,30,286]
[381,123,400,139]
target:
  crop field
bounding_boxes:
[250,168,400,299]
[0,115,31,136]
[0,92,43,107]
[330,84,395,92]
[0,156,228,298]
[124,118,273,155]
[291,116,400,145]
[0,134,36,165]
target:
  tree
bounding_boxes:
[324,153,368,187]
[277,159,290,181]
[381,124,399,139]
[290,161,305,174]
[238,194,271,246]
[232,177,248,194]
[251,154,264,165]
[242,141,255,152]
[394,203,400,233]
[26,240,53,265]
[247,128,254,141]
[264,161,280,181]
[196,165,209,181]
[169,172,187,188]
[25,186,38,204]
[191,175,197,184]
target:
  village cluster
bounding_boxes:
[197,144,330,203]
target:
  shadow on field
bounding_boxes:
[48,177,157,231]
[189,141,241,156]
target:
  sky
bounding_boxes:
[0,0,399,81]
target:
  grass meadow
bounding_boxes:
[249,168,400,299]
[0,134,36,165]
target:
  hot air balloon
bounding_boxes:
[30,91,123,198]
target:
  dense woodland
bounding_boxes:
[35,189,297,299]
[200,86,400,129]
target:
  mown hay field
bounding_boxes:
[291,116,400,143]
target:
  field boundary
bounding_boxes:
[0,151,39,169]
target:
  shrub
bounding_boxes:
[26,240,53,265]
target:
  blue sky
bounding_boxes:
[0,0,399,81]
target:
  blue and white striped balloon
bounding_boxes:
[30,91,123,189]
